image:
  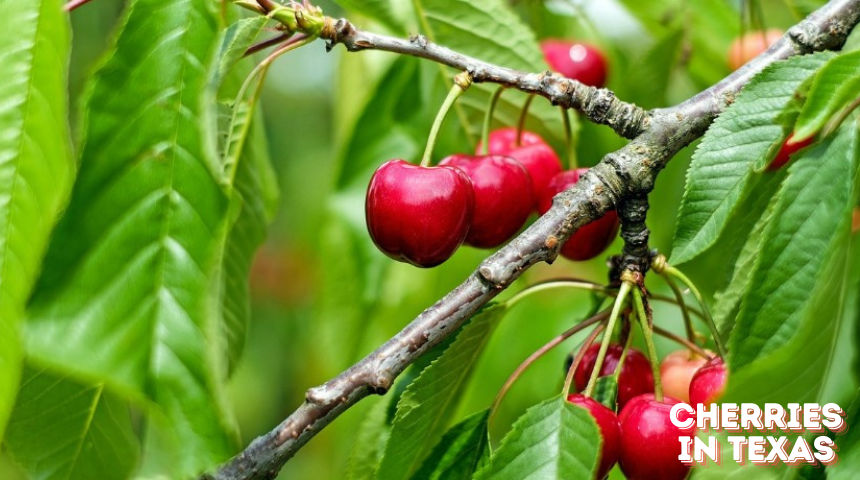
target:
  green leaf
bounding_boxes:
[794,50,860,141]
[346,395,394,480]
[4,364,138,480]
[23,0,236,474]
[671,53,833,264]
[376,304,507,479]
[474,396,600,480]
[0,0,74,439]
[827,389,860,479]
[620,26,684,109]
[411,409,490,480]
[592,376,618,411]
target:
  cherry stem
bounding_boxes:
[664,266,728,359]
[563,322,607,398]
[583,281,632,397]
[648,293,705,320]
[632,286,663,402]
[65,0,96,11]
[610,326,635,386]
[515,95,535,147]
[245,32,293,57]
[505,278,613,309]
[561,107,578,169]
[489,310,610,426]
[480,87,506,155]
[822,95,860,139]
[421,72,472,167]
[660,272,697,348]
[652,325,714,360]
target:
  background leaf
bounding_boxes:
[474,396,600,480]
[794,49,860,141]
[0,0,74,439]
[22,0,237,475]
[411,409,490,480]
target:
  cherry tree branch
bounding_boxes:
[206,1,860,478]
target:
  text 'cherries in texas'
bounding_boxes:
[567,394,621,479]
[538,169,620,261]
[439,154,534,248]
[365,160,474,268]
[541,40,608,88]
[478,127,562,209]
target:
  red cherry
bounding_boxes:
[477,128,562,208]
[728,29,783,71]
[541,40,608,88]
[365,160,474,267]
[567,394,621,479]
[660,350,713,403]
[538,169,620,261]
[689,357,728,406]
[619,394,694,480]
[768,134,815,170]
[574,344,654,410]
[439,154,534,248]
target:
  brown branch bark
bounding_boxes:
[206,1,860,478]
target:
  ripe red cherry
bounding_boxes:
[619,394,694,480]
[439,154,534,248]
[660,350,713,403]
[567,394,621,479]
[541,40,608,88]
[365,160,474,267]
[574,344,654,410]
[768,134,815,170]
[689,357,728,406]
[477,128,562,209]
[538,169,620,261]
[728,29,783,71]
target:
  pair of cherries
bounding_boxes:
[568,344,727,479]
[366,128,619,267]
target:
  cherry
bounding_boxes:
[767,134,815,171]
[537,169,620,261]
[660,350,713,403]
[439,154,534,248]
[574,344,654,410]
[365,160,474,267]
[618,394,694,480]
[477,127,562,208]
[728,29,783,71]
[689,357,728,406]
[567,394,621,479]
[541,40,608,88]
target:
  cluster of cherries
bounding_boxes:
[567,345,727,479]
[365,40,614,267]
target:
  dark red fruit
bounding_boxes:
[567,394,621,479]
[541,40,608,88]
[768,134,815,170]
[689,357,728,406]
[439,154,534,248]
[538,169,620,261]
[574,344,654,409]
[619,394,694,480]
[365,160,474,267]
[477,128,562,209]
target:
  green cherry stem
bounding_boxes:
[489,310,610,426]
[563,322,607,398]
[421,72,473,167]
[561,107,578,169]
[480,86,506,155]
[664,266,728,358]
[610,325,635,385]
[660,271,697,347]
[515,95,535,147]
[505,278,614,309]
[583,280,632,397]
[632,286,663,402]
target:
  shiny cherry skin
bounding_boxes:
[660,350,714,404]
[574,344,654,410]
[477,128,562,209]
[768,134,815,170]
[619,394,694,480]
[728,29,783,71]
[538,169,620,261]
[567,394,621,479]
[439,154,534,248]
[365,160,474,267]
[541,40,608,88]
[689,357,728,406]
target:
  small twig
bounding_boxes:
[245,33,293,57]
[64,0,95,12]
